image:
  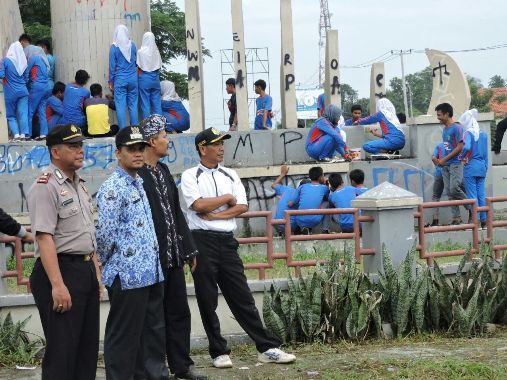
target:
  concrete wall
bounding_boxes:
[0,117,496,227]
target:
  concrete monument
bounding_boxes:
[426,49,471,117]
[369,62,386,115]
[231,0,250,131]
[324,29,341,109]
[185,0,205,132]
[0,0,23,143]
[279,0,297,129]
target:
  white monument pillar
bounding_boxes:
[0,0,23,143]
[426,49,471,117]
[231,0,249,131]
[324,29,341,109]
[185,0,205,132]
[279,0,297,129]
[51,0,150,86]
[369,62,386,115]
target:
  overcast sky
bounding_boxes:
[172,0,507,129]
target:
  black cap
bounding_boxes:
[115,126,150,148]
[46,124,86,146]
[195,127,231,148]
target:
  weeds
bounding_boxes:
[0,313,43,367]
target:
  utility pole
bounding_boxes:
[392,49,411,118]
[318,0,331,88]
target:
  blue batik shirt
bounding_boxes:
[96,167,164,290]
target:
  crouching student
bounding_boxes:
[271,165,310,235]
[46,81,65,131]
[306,105,350,162]
[289,166,329,234]
[84,83,119,137]
[161,80,190,133]
[355,98,405,154]
[460,109,488,229]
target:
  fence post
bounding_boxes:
[352,181,422,275]
[0,240,8,295]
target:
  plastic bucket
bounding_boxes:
[349,148,361,161]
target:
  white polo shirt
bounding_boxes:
[180,163,248,232]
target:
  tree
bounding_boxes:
[387,66,433,116]
[468,75,492,113]
[488,75,506,89]
[19,0,51,44]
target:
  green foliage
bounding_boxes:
[468,75,493,112]
[488,75,506,88]
[263,243,507,344]
[0,313,43,367]
[387,67,433,116]
[496,94,507,104]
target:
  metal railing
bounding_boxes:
[0,235,34,292]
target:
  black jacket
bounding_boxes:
[139,162,198,269]
[0,208,22,237]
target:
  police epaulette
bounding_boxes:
[37,172,51,184]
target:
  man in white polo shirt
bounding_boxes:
[180,127,296,368]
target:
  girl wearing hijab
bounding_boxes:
[355,98,405,154]
[26,45,50,140]
[459,109,488,227]
[160,80,190,133]
[137,32,163,119]
[0,41,29,141]
[108,24,138,129]
[305,104,349,162]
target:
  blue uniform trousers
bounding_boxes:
[464,175,486,221]
[5,89,29,136]
[138,73,162,120]
[306,135,340,160]
[28,84,49,137]
[363,133,405,154]
[114,76,139,129]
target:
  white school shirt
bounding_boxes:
[180,163,248,232]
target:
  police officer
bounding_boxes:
[28,124,102,380]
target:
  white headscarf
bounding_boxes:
[113,24,132,62]
[459,108,480,141]
[6,41,27,76]
[161,80,181,101]
[136,32,162,72]
[377,98,402,130]
[24,45,50,72]
[337,115,347,142]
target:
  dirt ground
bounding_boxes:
[3,329,507,379]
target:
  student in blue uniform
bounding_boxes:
[317,93,325,118]
[328,169,368,233]
[62,70,90,129]
[355,98,405,154]
[0,41,29,141]
[428,142,447,226]
[254,79,272,130]
[290,166,329,234]
[109,24,138,129]
[271,165,310,235]
[137,32,163,120]
[459,109,488,228]
[306,104,350,162]
[26,46,50,140]
[161,80,190,133]
[45,81,65,131]
[435,102,471,224]
[37,40,55,90]
[344,104,362,126]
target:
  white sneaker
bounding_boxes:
[212,354,233,368]
[257,348,296,364]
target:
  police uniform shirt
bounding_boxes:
[180,163,248,232]
[28,164,96,257]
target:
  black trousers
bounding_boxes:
[191,230,280,358]
[104,277,168,380]
[30,257,99,380]
[493,117,507,152]
[164,266,194,375]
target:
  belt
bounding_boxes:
[191,229,234,237]
[58,252,94,262]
